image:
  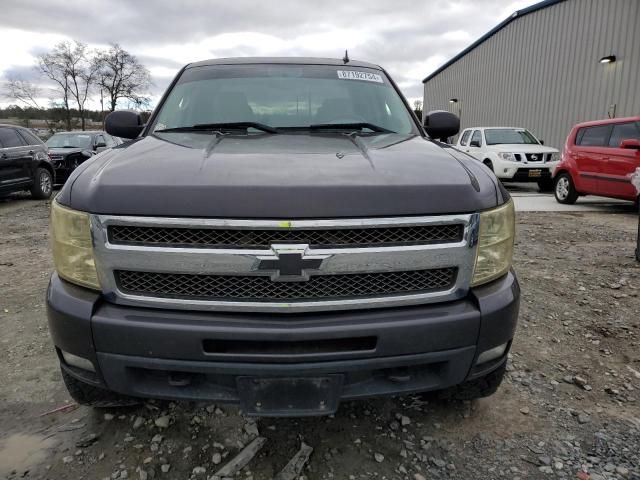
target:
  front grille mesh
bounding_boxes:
[117,268,457,302]
[109,224,464,249]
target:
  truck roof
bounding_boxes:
[463,126,530,130]
[572,116,640,128]
[187,57,382,70]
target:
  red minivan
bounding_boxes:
[553,116,640,204]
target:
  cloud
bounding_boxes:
[1,0,538,107]
[0,28,67,68]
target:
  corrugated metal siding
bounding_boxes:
[423,0,640,149]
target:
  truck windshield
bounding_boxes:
[150,64,416,135]
[46,133,93,149]
[485,129,539,145]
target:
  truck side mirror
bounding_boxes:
[469,139,481,148]
[105,111,144,139]
[423,110,460,142]
[539,139,544,145]
[620,139,640,151]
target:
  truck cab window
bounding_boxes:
[470,130,482,147]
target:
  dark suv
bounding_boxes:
[47,58,519,416]
[46,131,121,183]
[0,124,54,199]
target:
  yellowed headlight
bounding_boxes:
[471,199,515,287]
[50,201,100,290]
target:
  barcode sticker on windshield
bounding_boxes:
[337,70,384,83]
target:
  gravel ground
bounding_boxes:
[0,192,638,480]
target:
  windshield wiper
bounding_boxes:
[154,122,278,134]
[308,122,394,134]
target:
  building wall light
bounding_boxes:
[449,98,459,103]
[599,55,616,64]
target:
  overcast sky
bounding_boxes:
[0,0,537,109]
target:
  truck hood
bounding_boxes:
[60,132,499,218]
[484,144,559,153]
[47,147,87,156]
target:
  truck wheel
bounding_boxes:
[437,362,507,401]
[537,178,554,192]
[554,173,578,204]
[30,167,53,199]
[483,159,494,171]
[61,368,140,408]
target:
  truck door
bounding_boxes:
[0,127,31,188]
[573,124,612,194]
[466,130,483,159]
[600,121,640,199]
[458,130,471,149]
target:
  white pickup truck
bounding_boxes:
[456,127,560,191]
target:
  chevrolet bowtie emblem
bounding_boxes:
[255,244,331,282]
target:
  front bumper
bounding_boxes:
[497,162,558,181]
[51,155,90,184]
[53,167,74,184]
[47,271,519,414]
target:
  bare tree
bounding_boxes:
[37,46,72,130]
[4,78,41,108]
[3,77,55,131]
[38,41,97,131]
[95,44,151,112]
[64,42,98,131]
[412,99,423,119]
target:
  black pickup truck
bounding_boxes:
[47,57,519,416]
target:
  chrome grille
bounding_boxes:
[109,224,464,248]
[92,214,479,313]
[117,268,458,301]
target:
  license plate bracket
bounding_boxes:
[528,169,542,178]
[237,375,343,416]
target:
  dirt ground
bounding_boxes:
[0,192,639,480]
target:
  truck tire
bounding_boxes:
[554,173,578,204]
[61,368,140,408]
[437,362,507,401]
[537,178,554,192]
[30,167,53,199]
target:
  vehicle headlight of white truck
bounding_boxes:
[498,152,518,162]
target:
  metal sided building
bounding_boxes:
[422,0,640,150]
